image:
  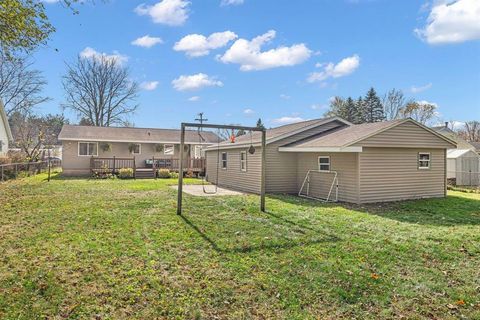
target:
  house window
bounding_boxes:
[221,152,227,169]
[164,144,174,155]
[418,152,430,169]
[194,145,203,159]
[240,151,247,172]
[318,156,331,172]
[78,142,98,156]
[131,144,141,155]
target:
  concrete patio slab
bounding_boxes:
[171,184,245,197]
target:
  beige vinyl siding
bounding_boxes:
[354,121,455,149]
[62,141,200,176]
[296,153,359,202]
[266,120,347,193]
[359,148,446,203]
[206,147,262,194]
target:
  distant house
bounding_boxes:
[0,100,13,156]
[58,125,220,176]
[470,142,480,155]
[205,117,457,203]
[432,123,480,186]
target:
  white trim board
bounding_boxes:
[60,138,214,145]
[278,146,363,153]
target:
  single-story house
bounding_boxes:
[58,125,219,176]
[205,117,457,204]
[0,100,13,156]
[432,123,480,186]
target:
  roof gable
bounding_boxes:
[351,119,457,148]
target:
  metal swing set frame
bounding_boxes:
[176,122,267,215]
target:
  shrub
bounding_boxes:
[157,169,171,179]
[170,171,179,179]
[118,167,134,179]
[92,164,114,179]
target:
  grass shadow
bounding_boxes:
[273,193,480,227]
[179,212,341,254]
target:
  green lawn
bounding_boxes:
[0,174,479,319]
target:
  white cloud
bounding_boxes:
[272,116,306,124]
[415,0,480,44]
[280,94,291,100]
[140,81,159,91]
[410,82,432,93]
[310,104,327,110]
[417,100,438,108]
[42,0,60,3]
[218,30,311,71]
[131,35,163,48]
[134,0,190,26]
[221,0,244,5]
[243,108,255,115]
[188,96,200,101]
[79,47,128,64]
[174,31,238,57]
[307,54,360,83]
[172,73,223,91]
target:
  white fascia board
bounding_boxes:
[278,146,363,153]
[59,138,214,145]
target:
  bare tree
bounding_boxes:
[456,121,480,142]
[0,53,49,116]
[382,89,407,121]
[9,111,67,161]
[399,101,438,125]
[62,55,139,127]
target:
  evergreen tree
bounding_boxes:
[256,118,265,130]
[363,87,385,123]
[354,96,366,124]
[343,97,357,123]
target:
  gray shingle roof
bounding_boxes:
[58,125,220,144]
[285,120,403,148]
[431,126,476,150]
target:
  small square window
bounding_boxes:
[164,144,174,155]
[418,152,430,169]
[318,156,330,172]
[131,144,141,154]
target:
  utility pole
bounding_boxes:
[195,112,208,126]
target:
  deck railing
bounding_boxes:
[90,156,205,172]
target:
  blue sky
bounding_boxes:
[34,0,480,128]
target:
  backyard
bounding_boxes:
[0,174,479,319]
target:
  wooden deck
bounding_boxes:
[90,157,206,178]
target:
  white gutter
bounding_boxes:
[278,146,363,153]
[59,138,214,145]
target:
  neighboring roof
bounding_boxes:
[206,117,351,150]
[447,149,479,159]
[431,126,476,150]
[470,141,480,152]
[58,125,220,144]
[280,118,457,151]
[0,100,13,141]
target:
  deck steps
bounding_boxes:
[135,170,156,179]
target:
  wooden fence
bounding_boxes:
[0,159,61,182]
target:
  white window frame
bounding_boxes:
[164,144,174,155]
[78,142,98,157]
[194,145,203,159]
[418,152,431,170]
[221,152,227,169]
[131,143,141,155]
[240,151,247,172]
[318,156,331,172]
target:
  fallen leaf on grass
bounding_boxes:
[370,273,380,280]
